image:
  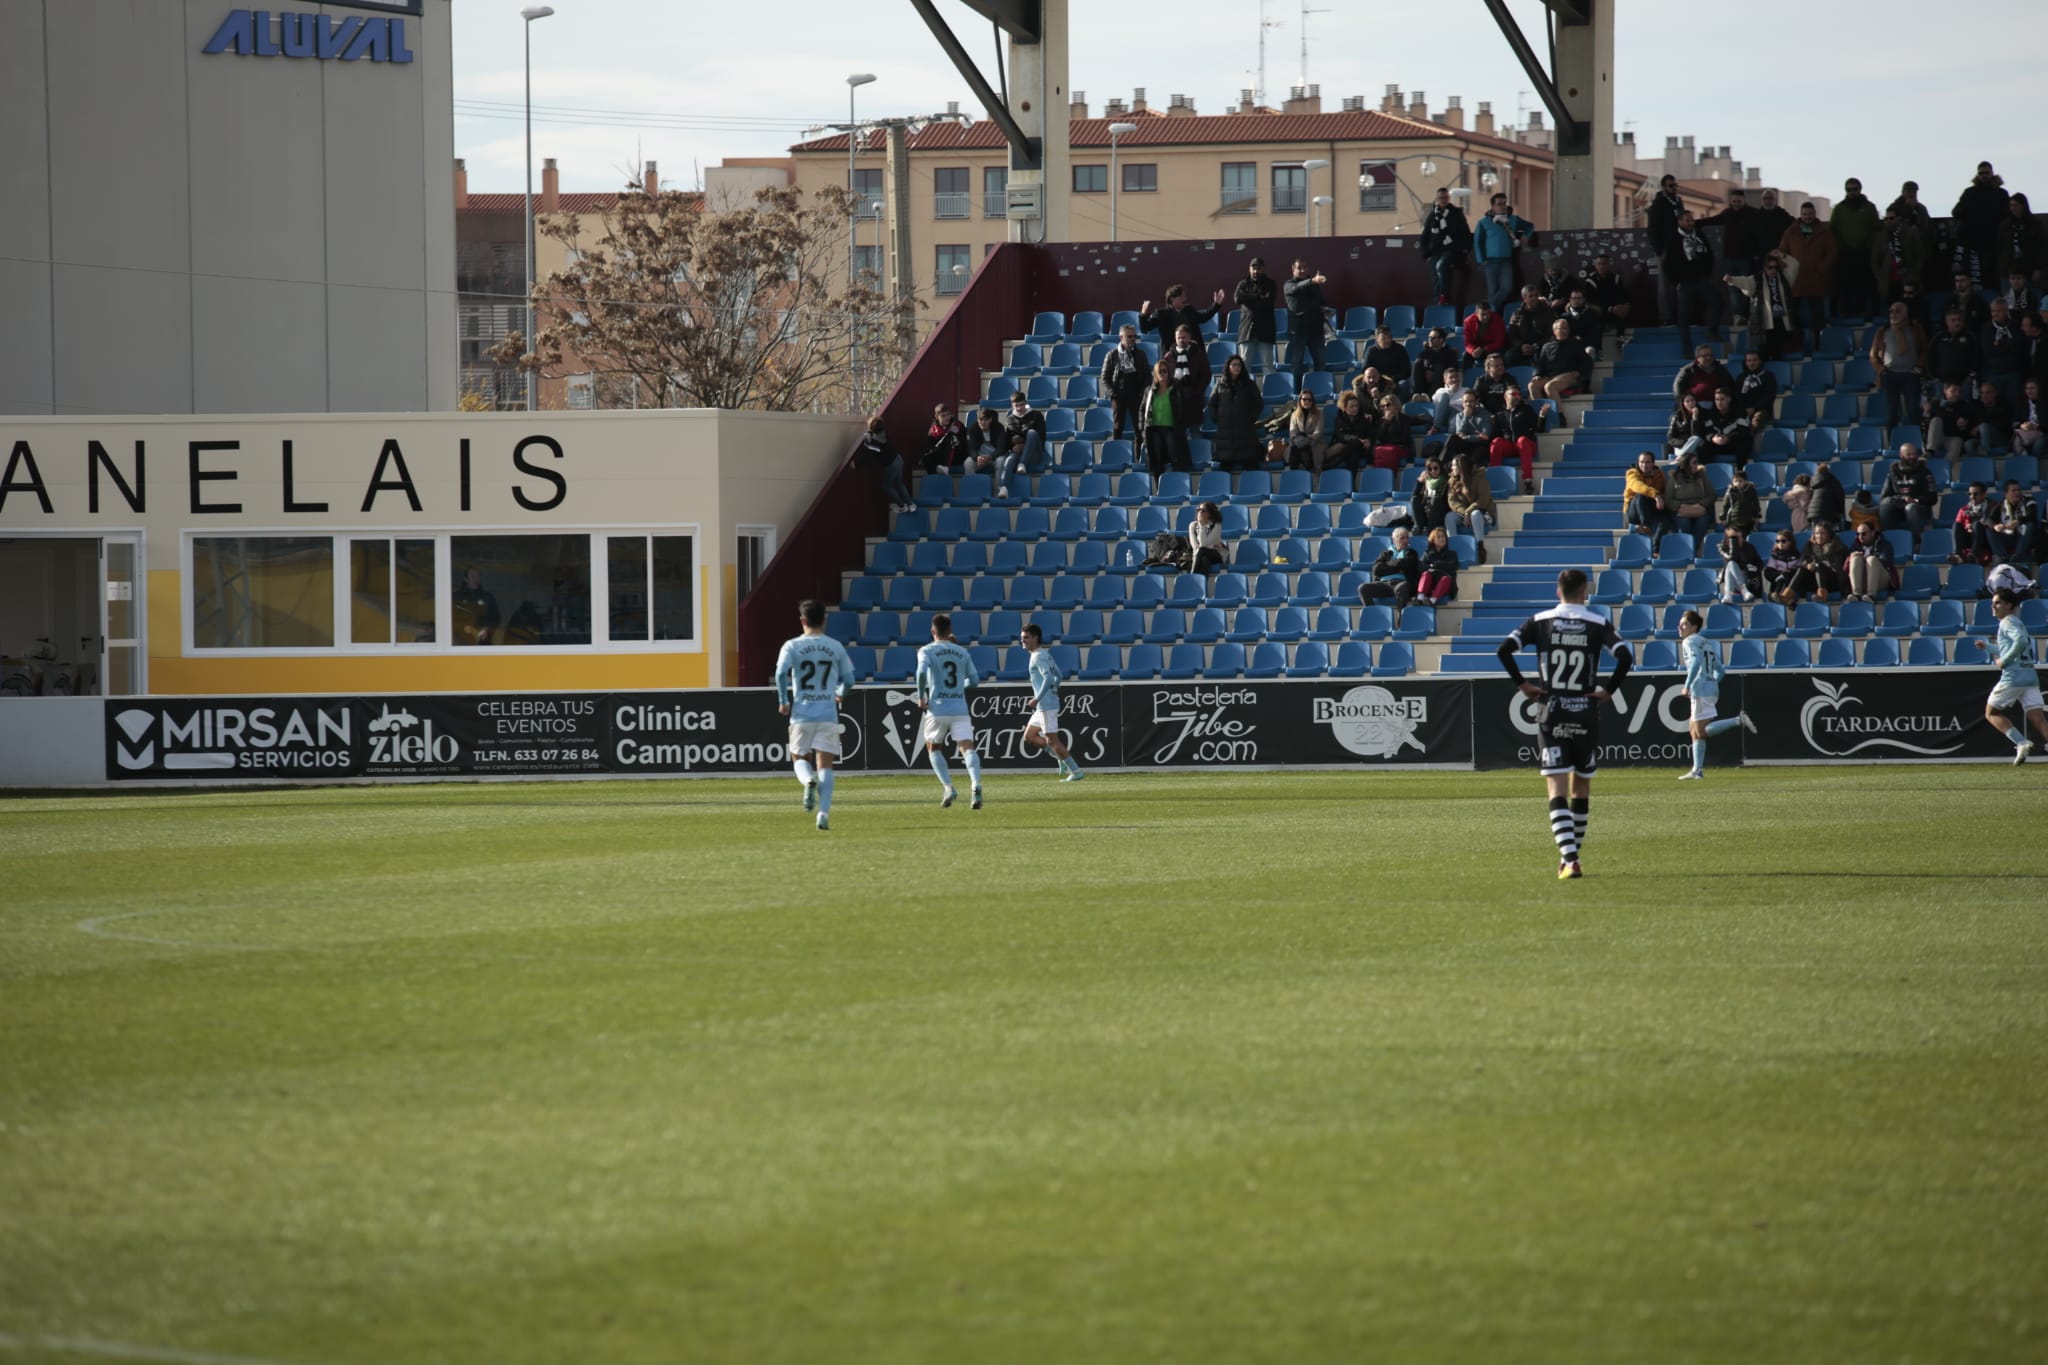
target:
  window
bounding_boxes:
[1272,165,1307,214]
[935,245,970,295]
[1358,161,1396,213]
[982,166,1008,218]
[607,534,695,642]
[934,167,970,219]
[1221,162,1256,213]
[564,374,596,410]
[347,538,437,645]
[736,526,776,602]
[852,169,882,219]
[191,537,334,649]
[1121,163,1157,193]
[449,534,592,646]
[851,244,882,283]
[1072,164,1108,194]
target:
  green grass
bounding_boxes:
[2,767,2045,1365]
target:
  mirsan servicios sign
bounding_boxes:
[203,3,420,65]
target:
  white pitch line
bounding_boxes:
[73,909,275,953]
[0,1329,307,1365]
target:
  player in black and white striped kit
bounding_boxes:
[1496,568,1635,879]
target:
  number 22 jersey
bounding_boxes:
[1503,602,1629,722]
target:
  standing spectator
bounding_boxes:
[1976,380,2014,457]
[1462,299,1507,364]
[1491,385,1543,494]
[1997,270,2044,317]
[2013,376,2045,457]
[1899,278,1932,332]
[1982,481,2040,566]
[1868,301,1932,444]
[1994,194,2046,287]
[1778,202,1837,352]
[1166,323,1210,427]
[1886,180,1934,236]
[1358,526,1422,609]
[1982,299,2028,403]
[1700,187,1766,326]
[1844,521,1896,603]
[1623,449,1678,543]
[922,403,972,475]
[1507,284,1556,366]
[1948,269,1990,332]
[1664,210,1721,353]
[1138,359,1191,484]
[1714,521,1765,603]
[1188,500,1229,574]
[1584,252,1632,341]
[1925,379,1981,458]
[1413,326,1460,398]
[1666,449,1716,550]
[1370,393,1417,471]
[1783,522,1849,604]
[855,415,914,513]
[1325,390,1374,472]
[1646,173,1686,324]
[1763,529,1803,600]
[1419,186,1472,306]
[1561,287,1604,349]
[1443,390,1493,467]
[2025,315,2048,390]
[1474,195,1534,313]
[1205,355,1266,472]
[1879,442,1939,543]
[1410,455,1450,532]
[1732,349,1779,428]
[1752,188,1796,260]
[1415,526,1461,604]
[1363,325,1412,395]
[1872,208,1929,307]
[995,392,1049,497]
[1444,448,1495,560]
[1720,464,1762,539]
[1231,257,1279,372]
[1704,388,1755,470]
[1138,283,1223,349]
[1282,259,1330,388]
[1534,318,1590,413]
[1952,162,2011,286]
[1724,250,1802,359]
[1098,323,1150,441]
[1808,461,1846,533]
[1928,309,1982,398]
[1666,391,1713,460]
[1828,177,1882,318]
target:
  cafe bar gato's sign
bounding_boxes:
[202,1,421,65]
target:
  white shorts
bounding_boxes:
[1689,693,1719,723]
[1026,708,1061,736]
[787,721,844,758]
[1988,683,2045,713]
[921,712,975,747]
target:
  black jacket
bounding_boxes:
[999,406,1047,450]
[1809,467,1846,527]
[1508,303,1556,360]
[1139,301,1218,347]
[1098,341,1151,397]
[1205,378,1267,468]
[1363,341,1411,386]
[1663,227,1716,284]
[1413,343,1459,394]
[1699,203,1775,260]
[1647,190,1684,253]
[1233,275,1279,344]
[1283,277,1329,340]
[1536,335,1589,380]
[922,418,970,471]
[1953,179,2012,252]
[1667,407,1715,451]
[1471,373,1514,415]
[1410,477,1450,530]
[1138,382,1188,437]
[1370,544,1422,587]
[1733,364,1778,420]
[1585,267,1630,312]
[1420,203,1472,258]
[1494,402,1541,442]
[1881,458,1938,506]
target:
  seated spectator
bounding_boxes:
[1714,523,1766,604]
[2014,377,2044,457]
[1878,441,1939,541]
[1846,488,1882,539]
[1809,461,1847,532]
[1782,473,1813,535]
[1412,327,1460,397]
[1462,299,1507,363]
[1951,482,1996,565]
[1325,390,1373,471]
[1584,251,1632,341]
[1266,391,1326,472]
[1371,393,1417,470]
[1205,355,1266,471]
[1983,299,2027,399]
[1167,323,1210,426]
[1507,285,1556,365]
[1704,388,1755,470]
[1665,392,1713,460]
[1415,526,1460,604]
[1975,379,2014,456]
[1099,323,1151,440]
[968,407,1005,473]
[1443,390,1494,465]
[1536,254,1581,310]
[1427,361,1466,433]
[1763,529,1803,600]
[1624,450,1679,543]
[1446,450,1495,562]
[1947,270,1989,332]
[922,403,971,475]
[1358,526,1422,608]
[1673,345,1735,406]
[1666,449,1716,549]
[1410,455,1451,531]
[1363,325,1412,395]
[1491,384,1542,494]
[1732,348,1779,428]
[996,391,1049,496]
[855,415,914,513]
[1354,367,1402,412]
[1724,250,1802,360]
[1533,317,1589,414]
[1981,480,2040,566]
[1782,522,1849,604]
[1189,500,1229,574]
[1137,359,1191,485]
[1844,520,1896,602]
[1561,286,1604,349]
[1927,309,1980,399]
[1470,353,1514,415]
[1924,379,1979,458]
[1720,464,1762,537]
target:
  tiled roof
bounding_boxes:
[457,191,703,216]
[792,111,1457,154]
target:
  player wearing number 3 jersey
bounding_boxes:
[916,614,984,809]
[1496,569,1634,879]
[775,599,857,831]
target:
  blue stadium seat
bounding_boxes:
[1728,639,1767,670]
[1354,605,1395,639]
[1101,609,1143,645]
[1592,570,1632,606]
[1874,600,1919,637]
[1635,569,1675,605]
[1314,537,1353,572]
[1186,607,1226,644]
[1144,608,1187,644]
[1262,373,1297,403]
[1030,473,1072,507]
[1357,468,1394,499]
[1940,564,1985,599]
[883,578,924,612]
[1906,637,1947,666]
[888,510,929,543]
[1288,642,1331,677]
[1372,641,1414,676]
[1167,574,1207,608]
[1068,310,1105,344]
[1273,469,1313,504]
[1246,642,1287,678]
[878,646,918,680]
[1860,637,1901,666]
[1392,605,1436,640]
[1640,640,1678,670]
[1161,643,1206,679]
[1289,571,1332,607]
[1247,573,1288,608]
[1677,568,1717,604]
[1249,504,1292,540]
[1078,408,1112,438]
[1049,507,1089,541]
[1108,471,1151,507]
[1382,305,1418,337]
[924,577,965,612]
[1124,644,1163,678]
[1311,468,1354,503]
[1152,470,1194,505]
[981,609,1022,645]
[1772,638,1812,668]
[968,508,1009,542]
[1610,534,1654,570]
[868,541,910,575]
[1339,306,1378,339]
[1618,604,1655,639]
[1029,311,1065,342]
[1098,440,1134,474]
[1052,441,1092,476]
[1921,599,1964,636]
[1071,472,1111,507]
[1743,603,1786,638]
[1005,578,1044,611]
[1079,644,1122,680]
[1332,641,1372,675]
[1914,529,1955,565]
[1226,608,1267,642]
[1232,540,1268,572]
[1817,638,1856,668]
[1267,607,1308,643]
[1090,507,1132,541]
[825,610,860,644]
[1655,534,1696,568]
[1829,601,1874,637]
[1703,603,1741,638]
[1046,576,1085,611]
[1125,575,1165,610]
[1063,609,1102,645]
[1786,602,1829,638]
[842,578,884,612]
[1204,642,1245,676]
[859,612,902,647]
[1273,536,1313,569]
[1308,605,1351,641]
[1207,572,1248,608]
[988,542,1029,575]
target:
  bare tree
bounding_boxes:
[493,181,909,412]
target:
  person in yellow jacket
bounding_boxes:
[1623,449,1677,544]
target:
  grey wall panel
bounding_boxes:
[0,260,56,417]
[52,264,193,415]
[328,284,427,412]
[193,275,328,413]
[46,2,191,274]
[186,29,327,284]
[324,63,427,292]
[418,0,458,410]
[0,1,51,262]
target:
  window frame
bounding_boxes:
[1120,162,1158,194]
[1357,160,1397,213]
[1220,161,1257,214]
[1271,164,1307,215]
[1072,164,1108,194]
[935,244,971,296]
[933,166,971,220]
[982,165,1008,218]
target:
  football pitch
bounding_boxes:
[2,767,2044,1365]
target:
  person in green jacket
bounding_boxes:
[1829,176,1883,319]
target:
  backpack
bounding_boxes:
[1142,530,1190,570]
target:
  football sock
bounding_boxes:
[793,758,816,787]
[1570,797,1590,850]
[964,750,983,787]
[1691,739,1708,772]
[1705,718,1742,738]
[1548,796,1579,860]
[928,751,951,786]
[818,770,835,815]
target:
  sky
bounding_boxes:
[452,0,2046,210]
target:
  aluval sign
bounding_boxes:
[203,10,415,64]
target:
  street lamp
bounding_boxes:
[1107,121,1137,242]
[846,74,877,280]
[520,4,554,412]
[1299,158,1330,233]
[1310,194,1333,238]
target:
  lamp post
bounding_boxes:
[845,74,876,282]
[520,4,554,412]
[1299,158,1329,236]
[1310,195,1333,238]
[1107,121,1137,242]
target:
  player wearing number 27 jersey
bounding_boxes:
[775,600,856,830]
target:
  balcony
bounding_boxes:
[1219,191,1258,214]
[983,191,1008,219]
[933,192,971,220]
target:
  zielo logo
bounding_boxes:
[365,706,458,767]
[1798,678,1965,757]
[1315,686,1426,758]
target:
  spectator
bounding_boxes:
[1413,326,1460,398]
[1927,309,1981,398]
[1869,301,1932,443]
[1410,455,1450,531]
[968,407,1005,474]
[1872,207,1928,306]
[1948,269,1990,332]
[1705,388,1755,470]
[1700,187,1769,326]
[1536,255,1581,311]
[1137,359,1190,484]
[1724,250,1802,359]
[2025,315,2048,388]
[1647,173,1685,324]
[1443,390,1493,466]
[1624,450,1678,543]
[1781,473,1813,536]
[1977,379,2014,457]
[1886,180,1934,235]
[1354,367,1401,413]
[1994,193,2045,284]
[1714,521,1766,604]
[1844,521,1896,603]
[1419,186,1472,306]
[1846,487,1882,540]
[1952,162,2011,285]
[1371,393,1417,471]
[2014,377,2044,457]
[1951,482,1996,565]
[1753,188,1796,259]
[1584,252,1632,341]
[1899,278,1932,332]
[996,393,1049,497]
[1232,257,1279,372]
[1446,449,1496,562]
[1534,317,1589,415]
[856,414,914,513]
[1471,352,1514,414]
[1983,299,2028,402]
[1778,201,1837,352]
[1205,355,1266,472]
[1462,299,1507,364]
[1167,323,1210,428]
[1491,384,1543,494]
[1138,282,1224,348]
[1732,348,1780,428]
[922,403,971,475]
[1358,525,1422,609]
[1763,529,1802,601]
[1664,209,1721,352]
[1878,442,1939,542]
[1665,392,1713,460]
[1829,177,1882,318]
[1098,323,1150,441]
[1363,325,1412,395]
[1415,526,1460,604]
[1426,355,1466,433]
[1982,481,2040,566]
[1673,344,1736,405]
[1474,194,1534,313]
[1561,286,1604,349]
[1507,285,1556,365]
[1720,464,1762,539]
[1189,500,1229,574]
[1282,259,1330,387]
[1924,379,1980,458]
[1666,449,1716,549]
[1998,269,2044,317]
[1325,390,1374,472]
[452,567,501,646]
[1808,461,1847,533]
[1269,390,1326,473]
[1784,522,1849,604]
